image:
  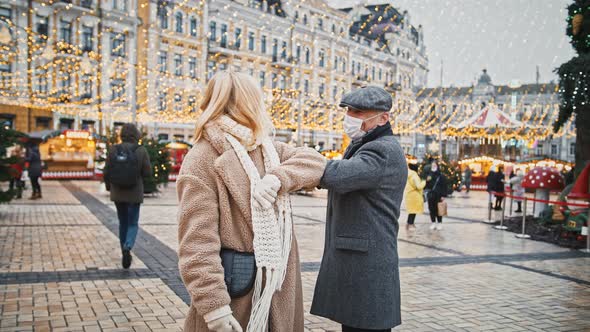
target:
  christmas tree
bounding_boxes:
[0,124,25,203]
[139,135,171,193]
[418,154,462,195]
[554,0,590,176]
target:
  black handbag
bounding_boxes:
[220,248,257,298]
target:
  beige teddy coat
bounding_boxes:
[177,122,326,331]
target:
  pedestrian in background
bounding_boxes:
[492,165,506,210]
[486,166,497,210]
[9,146,24,199]
[509,169,525,213]
[103,123,152,269]
[405,162,425,230]
[425,160,447,230]
[25,143,43,200]
[463,166,472,193]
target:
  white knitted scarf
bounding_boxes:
[217,115,293,332]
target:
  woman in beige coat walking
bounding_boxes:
[177,71,326,332]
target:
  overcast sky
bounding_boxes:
[326,0,575,88]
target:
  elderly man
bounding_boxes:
[311,86,407,332]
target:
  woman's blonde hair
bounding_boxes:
[194,70,273,143]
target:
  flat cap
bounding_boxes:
[339,86,393,112]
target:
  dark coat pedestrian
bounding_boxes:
[103,123,152,269]
[425,162,447,227]
[25,144,43,199]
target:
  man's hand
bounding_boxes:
[252,175,281,209]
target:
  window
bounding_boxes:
[304,79,309,93]
[317,18,323,30]
[259,71,265,87]
[36,69,47,94]
[188,96,197,112]
[111,33,126,57]
[235,28,242,49]
[81,120,95,130]
[334,56,338,70]
[159,52,167,73]
[536,144,544,156]
[281,41,287,60]
[35,117,52,129]
[61,72,71,92]
[59,118,74,130]
[0,7,11,20]
[372,66,375,80]
[220,24,227,47]
[296,45,301,61]
[271,73,277,89]
[113,0,127,10]
[352,60,355,75]
[158,92,167,111]
[82,26,93,51]
[159,6,168,29]
[248,32,255,51]
[305,48,310,64]
[332,24,336,33]
[60,20,72,45]
[364,65,368,80]
[272,39,278,59]
[318,50,325,67]
[36,16,48,41]
[189,56,197,78]
[174,94,182,112]
[319,83,325,97]
[209,21,216,41]
[342,59,346,73]
[81,74,92,97]
[294,11,299,22]
[174,54,182,76]
[279,75,286,89]
[332,86,337,101]
[158,133,169,141]
[551,144,558,155]
[207,61,215,80]
[379,68,382,81]
[303,14,308,25]
[175,12,183,33]
[190,17,197,36]
[110,79,125,102]
[570,143,575,155]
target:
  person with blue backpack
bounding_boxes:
[103,123,152,269]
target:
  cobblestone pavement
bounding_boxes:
[1,180,589,331]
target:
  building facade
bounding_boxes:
[0,0,428,149]
[0,0,140,135]
[137,0,428,147]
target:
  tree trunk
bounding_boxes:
[575,106,590,177]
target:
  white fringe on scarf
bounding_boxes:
[220,116,292,332]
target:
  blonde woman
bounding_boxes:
[177,71,326,332]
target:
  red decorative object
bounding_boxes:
[522,166,565,217]
[568,163,590,200]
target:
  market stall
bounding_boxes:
[165,140,192,181]
[31,130,104,179]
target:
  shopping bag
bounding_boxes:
[437,201,448,216]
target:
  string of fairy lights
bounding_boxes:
[0,0,575,142]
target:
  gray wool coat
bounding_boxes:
[103,142,152,204]
[310,124,407,330]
